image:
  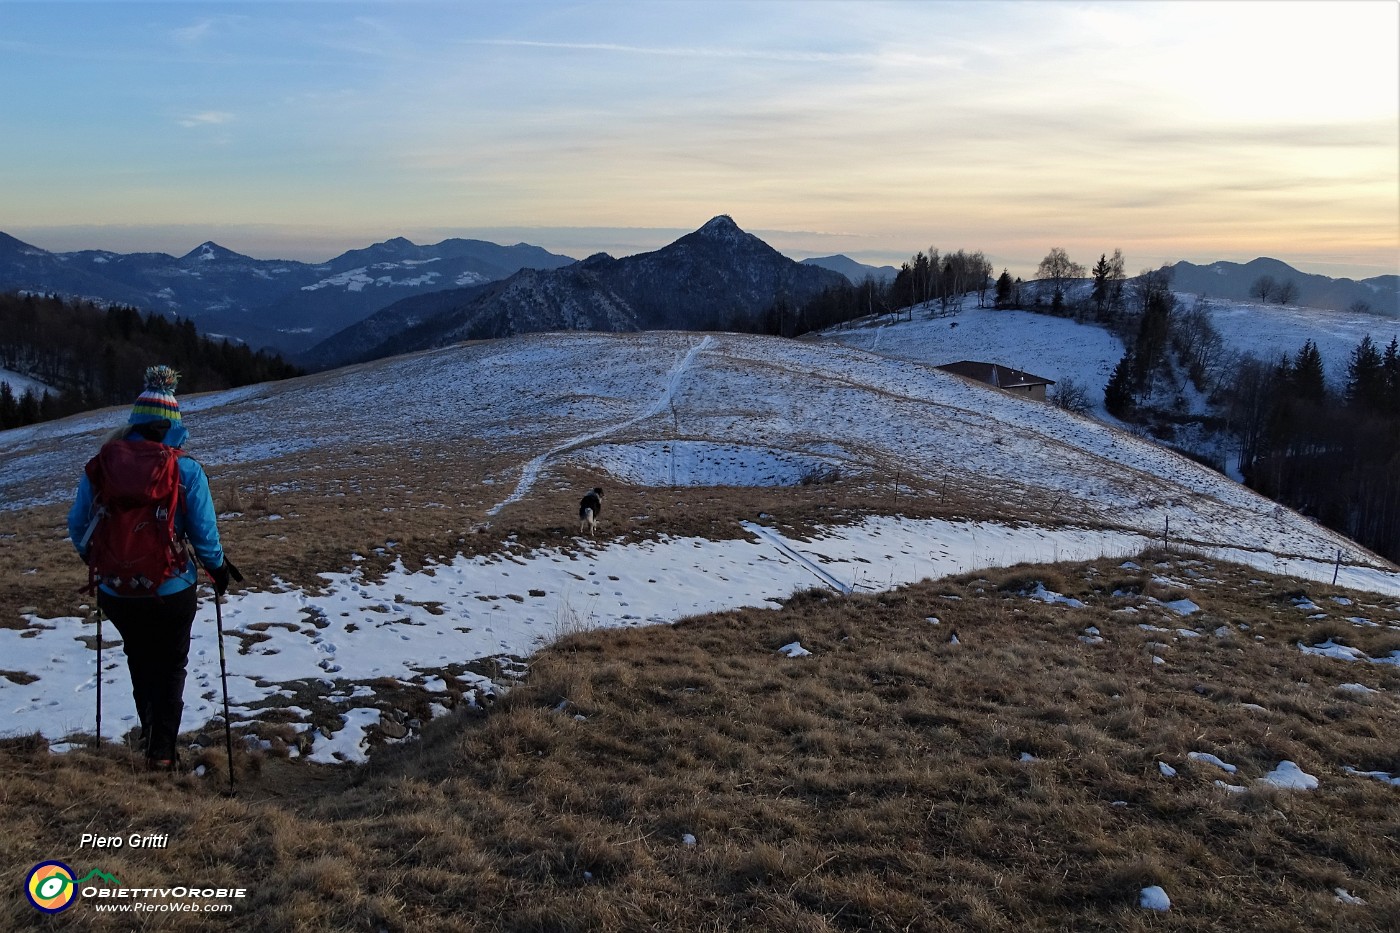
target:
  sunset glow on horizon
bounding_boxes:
[1,0,1396,280]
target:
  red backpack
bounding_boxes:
[80,440,188,595]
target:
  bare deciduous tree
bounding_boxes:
[1036,247,1085,312]
[1050,377,1093,414]
[1172,297,1225,390]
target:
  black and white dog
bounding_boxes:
[578,487,604,536]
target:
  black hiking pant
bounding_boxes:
[98,585,198,762]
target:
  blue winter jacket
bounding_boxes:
[68,429,225,597]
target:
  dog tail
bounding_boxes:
[582,507,594,523]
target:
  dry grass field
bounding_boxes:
[4,550,1398,931]
[5,333,1398,930]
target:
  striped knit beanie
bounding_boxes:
[128,365,182,427]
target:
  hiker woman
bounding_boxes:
[67,366,232,771]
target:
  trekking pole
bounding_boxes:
[213,593,236,794]
[94,607,103,750]
[207,559,243,794]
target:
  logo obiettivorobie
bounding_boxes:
[25,861,77,913]
[24,862,121,913]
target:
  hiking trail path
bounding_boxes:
[485,336,714,517]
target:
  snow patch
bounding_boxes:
[1139,886,1170,911]
[1027,583,1085,608]
[570,440,848,488]
[1257,760,1318,791]
[305,708,381,764]
[1188,751,1237,773]
[1300,639,1400,665]
[1342,766,1400,786]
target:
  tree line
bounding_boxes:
[0,292,302,430]
[1220,335,1400,561]
[760,247,1000,339]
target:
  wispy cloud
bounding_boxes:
[1119,121,1398,151]
[178,111,234,128]
[171,19,215,44]
[469,38,959,68]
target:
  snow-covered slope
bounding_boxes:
[0,367,50,396]
[4,330,1391,565]
[3,330,1396,756]
[0,333,1355,545]
[819,306,1125,415]
[818,298,1398,398]
[1201,297,1399,381]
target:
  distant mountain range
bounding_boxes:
[0,225,895,359]
[1169,257,1398,317]
[299,216,849,369]
[802,255,899,285]
[4,220,1394,366]
[0,231,574,354]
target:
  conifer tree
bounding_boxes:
[1091,254,1111,319]
[1383,336,1400,415]
[0,381,15,429]
[1345,335,1385,412]
[1104,353,1135,417]
[1291,340,1326,402]
[995,270,1014,308]
[16,387,39,425]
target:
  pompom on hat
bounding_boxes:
[129,365,182,425]
[128,365,188,447]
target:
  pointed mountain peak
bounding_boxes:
[182,241,247,262]
[696,215,743,238]
[669,215,772,255]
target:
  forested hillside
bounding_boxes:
[0,292,301,429]
[1229,337,1400,564]
[1008,259,1400,564]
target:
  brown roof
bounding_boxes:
[935,360,1056,389]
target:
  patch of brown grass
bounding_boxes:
[2,554,1399,931]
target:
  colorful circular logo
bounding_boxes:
[25,861,77,914]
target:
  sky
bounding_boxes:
[1,0,1397,280]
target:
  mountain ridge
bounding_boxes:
[4,224,1394,359]
[301,216,849,368]
[1170,257,1398,316]
[801,254,899,285]
[0,232,576,354]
